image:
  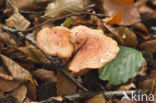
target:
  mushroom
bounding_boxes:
[69,25,119,72]
[36,27,73,58]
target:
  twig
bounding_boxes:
[1,26,88,92]
[35,90,137,103]
[9,12,106,33]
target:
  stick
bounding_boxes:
[1,26,88,92]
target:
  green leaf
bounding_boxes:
[65,18,72,28]
[98,45,143,85]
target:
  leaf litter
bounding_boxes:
[0,0,156,102]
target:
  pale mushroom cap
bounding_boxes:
[36,27,73,58]
[69,25,119,72]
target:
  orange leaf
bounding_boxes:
[107,12,122,25]
[27,77,36,100]
[114,0,134,6]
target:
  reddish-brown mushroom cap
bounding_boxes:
[36,27,73,58]
[68,25,119,72]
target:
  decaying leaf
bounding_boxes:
[0,77,21,92]
[0,72,13,80]
[138,58,147,76]
[86,93,106,103]
[117,83,136,91]
[33,69,57,82]
[19,45,47,63]
[103,0,140,25]
[12,85,27,103]
[132,22,150,39]
[139,38,156,53]
[0,54,31,81]
[6,10,30,30]
[56,71,76,96]
[43,0,86,18]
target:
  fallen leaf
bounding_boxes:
[139,38,156,53]
[103,24,138,47]
[0,72,13,80]
[102,12,122,25]
[0,77,20,92]
[56,71,76,96]
[12,85,27,103]
[132,22,150,39]
[43,0,86,18]
[33,69,57,82]
[26,77,36,100]
[117,83,136,91]
[86,93,106,103]
[0,54,32,81]
[103,0,140,25]
[138,58,147,76]
[19,45,47,63]
[6,9,30,30]
[0,65,13,80]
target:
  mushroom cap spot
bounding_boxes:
[69,25,119,72]
[36,27,73,58]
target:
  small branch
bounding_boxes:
[35,90,137,103]
[9,12,106,33]
[1,26,88,92]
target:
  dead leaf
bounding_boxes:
[138,59,147,76]
[43,0,86,18]
[56,71,76,96]
[0,54,32,81]
[117,83,136,91]
[132,22,150,39]
[6,10,30,30]
[86,93,106,103]
[12,85,27,103]
[0,72,13,80]
[33,69,57,82]
[139,38,156,53]
[19,45,47,63]
[0,77,20,92]
[26,77,36,100]
[103,0,140,25]
[104,24,138,47]
[102,12,122,25]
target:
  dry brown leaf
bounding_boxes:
[117,83,136,91]
[139,38,156,53]
[56,71,76,96]
[104,24,138,47]
[138,58,147,76]
[103,0,140,25]
[86,93,106,103]
[0,77,21,92]
[132,22,150,39]
[26,77,36,100]
[43,0,85,18]
[33,69,57,82]
[0,54,32,81]
[4,0,47,13]
[19,45,47,63]
[0,65,13,80]
[0,72,13,80]
[12,85,27,103]
[6,10,30,30]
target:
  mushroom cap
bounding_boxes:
[36,27,73,58]
[68,25,119,72]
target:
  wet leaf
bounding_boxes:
[0,54,31,81]
[33,69,57,82]
[56,71,76,96]
[99,46,143,85]
[43,0,86,18]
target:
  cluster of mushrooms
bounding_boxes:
[36,25,119,73]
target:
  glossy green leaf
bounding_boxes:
[98,46,143,85]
